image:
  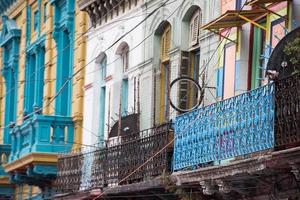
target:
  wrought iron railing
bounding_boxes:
[9,115,74,162]
[173,84,275,171]
[275,73,300,149]
[55,123,172,193]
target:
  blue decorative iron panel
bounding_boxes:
[173,84,275,171]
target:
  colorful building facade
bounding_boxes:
[171,0,300,199]
[79,0,220,147]
[203,0,293,99]
[54,0,300,199]
[0,0,87,199]
[0,0,296,199]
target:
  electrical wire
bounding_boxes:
[2,0,286,199]
[0,0,161,127]
[0,0,155,130]
[90,1,253,199]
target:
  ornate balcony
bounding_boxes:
[275,73,300,149]
[173,84,275,171]
[171,74,300,198]
[55,123,172,194]
[4,114,74,186]
[77,0,143,26]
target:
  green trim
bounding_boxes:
[251,23,266,89]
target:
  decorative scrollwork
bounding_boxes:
[55,123,172,193]
[173,84,275,171]
[275,73,300,149]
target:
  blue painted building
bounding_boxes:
[0,0,87,199]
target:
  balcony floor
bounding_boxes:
[172,146,300,199]
[53,177,180,200]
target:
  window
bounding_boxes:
[189,51,200,106]
[34,10,39,31]
[24,47,45,113]
[55,30,72,116]
[121,46,129,72]
[160,24,171,62]
[100,55,107,81]
[189,10,200,47]
[216,67,224,97]
[0,16,21,143]
[99,86,106,145]
[159,23,171,123]
[97,53,107,145]
[115,42,130,118]
[121,79,128,116]
[179,7,202,111]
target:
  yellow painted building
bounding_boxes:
[0,0,87,199]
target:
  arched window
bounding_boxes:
[55,29,72,116]
[97,53,107,145]
[179,8,202,111]
[0,16,21,144]
[159,22,171,123]
[116,42,129,116]
[189,9,201,47]
[24,45,45,114]
[121,45,129,73]
[97,53,107,82]
[52,0,75,117]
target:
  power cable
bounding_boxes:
[91,1,252,199]
[0,0,151,130]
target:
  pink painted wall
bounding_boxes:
[221,0,236,14]
[271,21,286,48]
[223,43,236,99]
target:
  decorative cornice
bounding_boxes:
[77,0,95,11]
[0,16,21,47]
[26,35,46,53]
[78,0,143,27]
[51,0,75,42]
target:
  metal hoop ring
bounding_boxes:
[169,76,203,113]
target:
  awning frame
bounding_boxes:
[246,0,290,19]
[201,10,268,43]
[202,10,268,31]
[210,30,237,44]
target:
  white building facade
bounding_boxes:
[81,0,221,147]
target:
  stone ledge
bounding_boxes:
[172,146,300,185]
[4,153,58,173]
